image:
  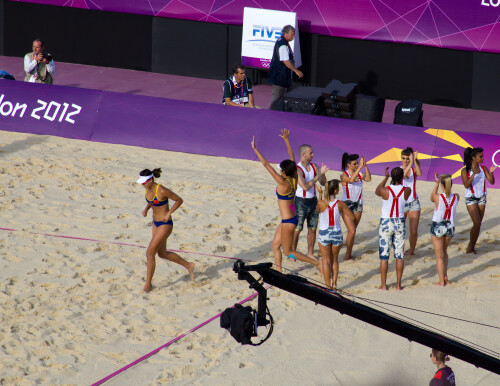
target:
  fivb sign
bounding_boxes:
[241,8,302,70]
[251,25,282,41]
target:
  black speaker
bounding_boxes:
[353,94,386,122]
[393,100,423,127]
[324,79,358,102]
[282,87,324,114]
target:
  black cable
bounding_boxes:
[272,263,500,357]
[356,296,500,358]
[341,294,500,330]
[280,265,500,331]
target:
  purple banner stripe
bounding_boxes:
[1,80,499,188]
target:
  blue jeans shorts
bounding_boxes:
[344,199,363,213]
[318,227,343,246]
[430,221,455,238]
[295,196,319,232]
[404,198,421,213]
[465,195,486,206]
[379,218,405,260]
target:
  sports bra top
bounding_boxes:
[146,184,168,206]
[276,178,296,200]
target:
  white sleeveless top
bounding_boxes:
[381,185,406,219]
[296,162,317,198]
[341,171,363,203]
[403,167,418,203]
[319,199,341,231]
[465,165,487,198]
[432,193,458,224]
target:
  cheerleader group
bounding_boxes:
[252,131,497,291]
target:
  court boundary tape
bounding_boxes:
[90,289,265,385]
[0,226,251,262]
[0,226,266,384]
[1,225,298,384]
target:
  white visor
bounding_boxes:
[136,174,153,184]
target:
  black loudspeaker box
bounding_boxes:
[282,87,324,114]
[393,100,424,127]
[353,94,386,122]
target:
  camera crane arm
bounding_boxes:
[233,260,500,375]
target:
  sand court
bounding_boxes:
[0,130,499,385]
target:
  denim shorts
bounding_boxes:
[465,195,486,206]
[379,218,405,260]
[344,199,363,213]
[318,227,343,246]
[295,196,319,232]
[430,221,455,238]
[404,198,421,213]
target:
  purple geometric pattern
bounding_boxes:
[9,0,500,52]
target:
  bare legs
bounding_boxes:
[466,204,485,254]
[293,228,317,259]
[404,210,420,255]
[432,235,452,286]
[272,225,284,272]
[343,212,361,261]
[379,259,404,290]
[273,223,320,272]
[319,243,341,290]
[145,224,195,292]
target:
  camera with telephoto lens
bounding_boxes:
[41,51,53,62]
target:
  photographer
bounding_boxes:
[24,39,55,85]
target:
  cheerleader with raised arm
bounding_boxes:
[340,152,371,260]
[251,129,328,272]
[375,167,411,290]
[317,179,355,290]
[401,147,422,255]
[461,147,497,254]
[430,173,459,286]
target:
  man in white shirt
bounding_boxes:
[293,144,326,258]
[24,39,55,85]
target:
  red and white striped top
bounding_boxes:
[295,162,317,198]
[341,171,363,203]
[465,165,487,199]
[403,167,418,203]
[432,193,458,225]
[319,199,341,231]
[381,185,406,219]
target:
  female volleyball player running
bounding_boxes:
[137,168,194,292]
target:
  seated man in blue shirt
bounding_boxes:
[222,64,255,108]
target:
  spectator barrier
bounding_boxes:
[1,80,499,187]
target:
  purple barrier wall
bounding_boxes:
[1,80,500,188]
[0,80,101,139]
[9,0,500,53]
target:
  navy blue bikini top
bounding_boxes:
[146,184,168,206]
[276,178,296,200]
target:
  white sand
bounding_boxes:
[0,130,499,385]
